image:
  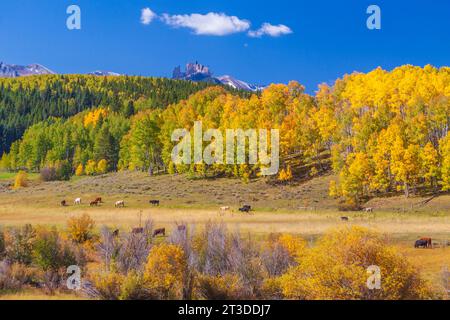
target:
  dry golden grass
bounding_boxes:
[0,289,85,300]
[0,171,448,300]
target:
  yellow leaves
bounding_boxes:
[278,165,293,183]
[85,160,97,176]
[144,243,187,299]
[279,226,433,300]
[83,108,108,128]
[75,164,84,176]
[420,142,439,186]
[277,234,306,262]
[328,180,339,198]
[14,170,28,189]
[440,134,450,191]
[96,159,108,174]
[90,272,124,300]
[67,213,95,244]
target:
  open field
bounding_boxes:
[0,171,449,239]
[0,171,449,299]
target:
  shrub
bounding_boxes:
[115,220,153,274]
[119,270,156,300]
[40,167,57,181]
[14,170,28,188]
[85,160,97,176]
[277,234,307,263]
[4,224,35,265]
[67,214,95,244]
[90,272,124,300]
[32,227,84,272]
[261,242,293,277]
[144,244,187,299]
[168,161,176,174]
[97,159,108,175]
[0,229,5,259]
[193,222,230,276]
[97,226,121,272]
[279,226,434,300]
[195,274,244,300]
[54,160,72,180]
[0,260,24,292]
[75,164,84,176]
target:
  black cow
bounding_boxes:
[414,239,428,248]
[153,228,166,237]
[149,200,160,206]
[341,216,349,221]
[239,205,252,213]
[132,227,144,234]
[61,200,67,207]
[112,229,120,237]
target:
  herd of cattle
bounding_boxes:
[60,198,160,208]
[58,200,440,248]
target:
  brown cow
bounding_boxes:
[94,197,102,203]
[341,216,349,221]
[61,200,67,207]
[112,229,120,237]
[90,200,100,207]
[419,237,432,248]
[153,228,166,237]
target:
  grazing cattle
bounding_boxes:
[112,229,119,237]
[177,225,186,232]
[115,200,125,208]
[94,197,102,203]
[415,239,428,248]
[341,216,349,221]
[132,227,144,234]
[90,200,99,207]
[61,200,67,207]
[74,198,81,205]
[363,207,374,213]
[239,205,251,213]
[149,200,160,206]
[153,228,166,237]
[419,237,432,248]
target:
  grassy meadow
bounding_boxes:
[0,170,449,299]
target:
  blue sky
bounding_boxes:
[1,0,449,92]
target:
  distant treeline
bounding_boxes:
[0,75,250,155]
[1,65,450,205]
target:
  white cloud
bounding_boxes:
[141,8,157,25]
[161,12,250,36]
[248,23,293,38]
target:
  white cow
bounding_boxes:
[364,207,374,213]
[74,198,82,205]
[220,206,230,211]
[115,200,125,208]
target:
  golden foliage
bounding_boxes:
[96,159,108,175]
[75,164,84,176]
[83,108,108,128]
[14,170,28,189]
[67,213,95,244]
[143,244,187,299]
[279,226,434,300]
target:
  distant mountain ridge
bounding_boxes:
[0,61,265,92]
[0,62,54,78]
[88,71,121,76]
[173,62,264,92]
